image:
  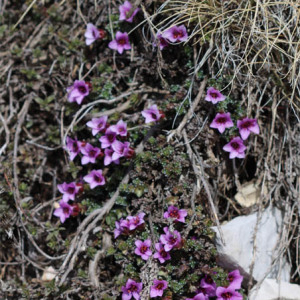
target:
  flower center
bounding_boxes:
[125,9,134,19]
[169,236,177,245]
[169,209,179,218]
[72,142,78,152]
[156,283,164,290]
[140,245,148,254]
[210,92,218,98]
[107,133,115,143]
[151,112,158,120]
[128,284,137,293]
[231,142,240,150]
[133,217,140,225]
[228,275,234,282]
[93,174,102,182]
[118,38,126,45]
[78,86,87,94]
[241,120,252,129]
[205,276,213,284]
[97,122,104,129]
[63,207,69,214]
[92,29,98,38]
[89,149,96,157]
[221,292,232,299]
[67,187,75,194]
[173,31,183,39]
[160,249,168,258]
[217,117,227,124]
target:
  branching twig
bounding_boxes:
[167,77,207,141]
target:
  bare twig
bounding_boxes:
[182,129,225,244]
[167,77,207,141]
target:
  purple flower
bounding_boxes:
[163,25,188,43]
[159,227,182,252]
[227,270,243,290]
[141,105,163,123]
[163,206,187,223]
[205,87,226,104]
[119,1,139,23]
[216,287,243,300]
[237,117,259,140]
[84,23,100,45]
[153,33,169,50]
[65,137,83,161]
[127,212,145,231]
[53,200,74,223]
[153,242,171,263]
[86,116,108,136]
[223,137,246,159]
[66,80,90,105]
[83,169,105,189]
[134,239,152,260]
[112,141,131,160]
[121,278,143,300]
[57,182,81,202]
[150,279,168,298]
[114,218,130,238]
[200,276,217,297]
[210,112,234,134]
[186,293,208,300]
[104,148,120,166]
[108,31,131,54]
[110,119,127,136]
[99,127,117,149]
[80,143,102,165]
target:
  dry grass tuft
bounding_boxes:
[151,0,300,111]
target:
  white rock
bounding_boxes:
[249,278,300,300]
[41,266,57,282]
[212,206,290,282]
[234,180,267,207]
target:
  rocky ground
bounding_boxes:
[0,1,299,299]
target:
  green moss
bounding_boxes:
[11,46,23,57]
[34,95,55,110]
[81,199,101,215]
[0,25,7,38]
[98,63,113,73]
[148,136,156,145]
[161,160,182,177]
[67,38,84,51]
[170,84,181,93]
[106,246,116,256]
[115,196,128,206]
[33,47,42,59]
[46,125,60,145]
[117,240,128,252]
[20,68,40,80]
[169,279,186,294]
[78,269,88,279]
[124,263,138,278]
[91,78,115,99]
[186,272,199,283]
[87,247,97,259]
[67,161,82,179]
[212,267,228,287]
[120,178,148,197]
